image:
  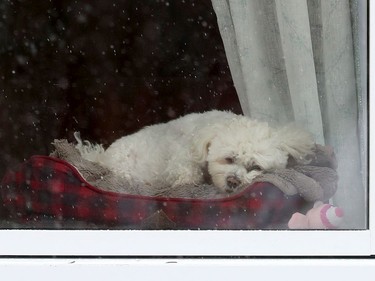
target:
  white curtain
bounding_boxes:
[212,0,367,229]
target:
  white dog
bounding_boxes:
[76,110,314,194]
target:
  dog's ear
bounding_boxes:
[275,124,315,161]
[192,130,216,163]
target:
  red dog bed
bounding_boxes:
[0,156,310,229]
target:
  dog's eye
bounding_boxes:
[225,157,235,164]
[248,165,262,172]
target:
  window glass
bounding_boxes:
[0,0,367,231]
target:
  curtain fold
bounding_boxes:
[275,0,325,144]
[212,0,367,229]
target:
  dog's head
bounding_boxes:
[193,117,314,193]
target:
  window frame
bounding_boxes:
[0,229,372,256]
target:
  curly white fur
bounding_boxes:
[76,110,314,194]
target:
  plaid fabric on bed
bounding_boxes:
[0,156,310,229]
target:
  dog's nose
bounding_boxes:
[226,175,241,190]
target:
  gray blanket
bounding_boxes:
[50,139,338,201]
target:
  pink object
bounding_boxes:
[288,201,344,229]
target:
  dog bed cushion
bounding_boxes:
[0,155,311,229]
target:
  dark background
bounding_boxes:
[0,0,241,177]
